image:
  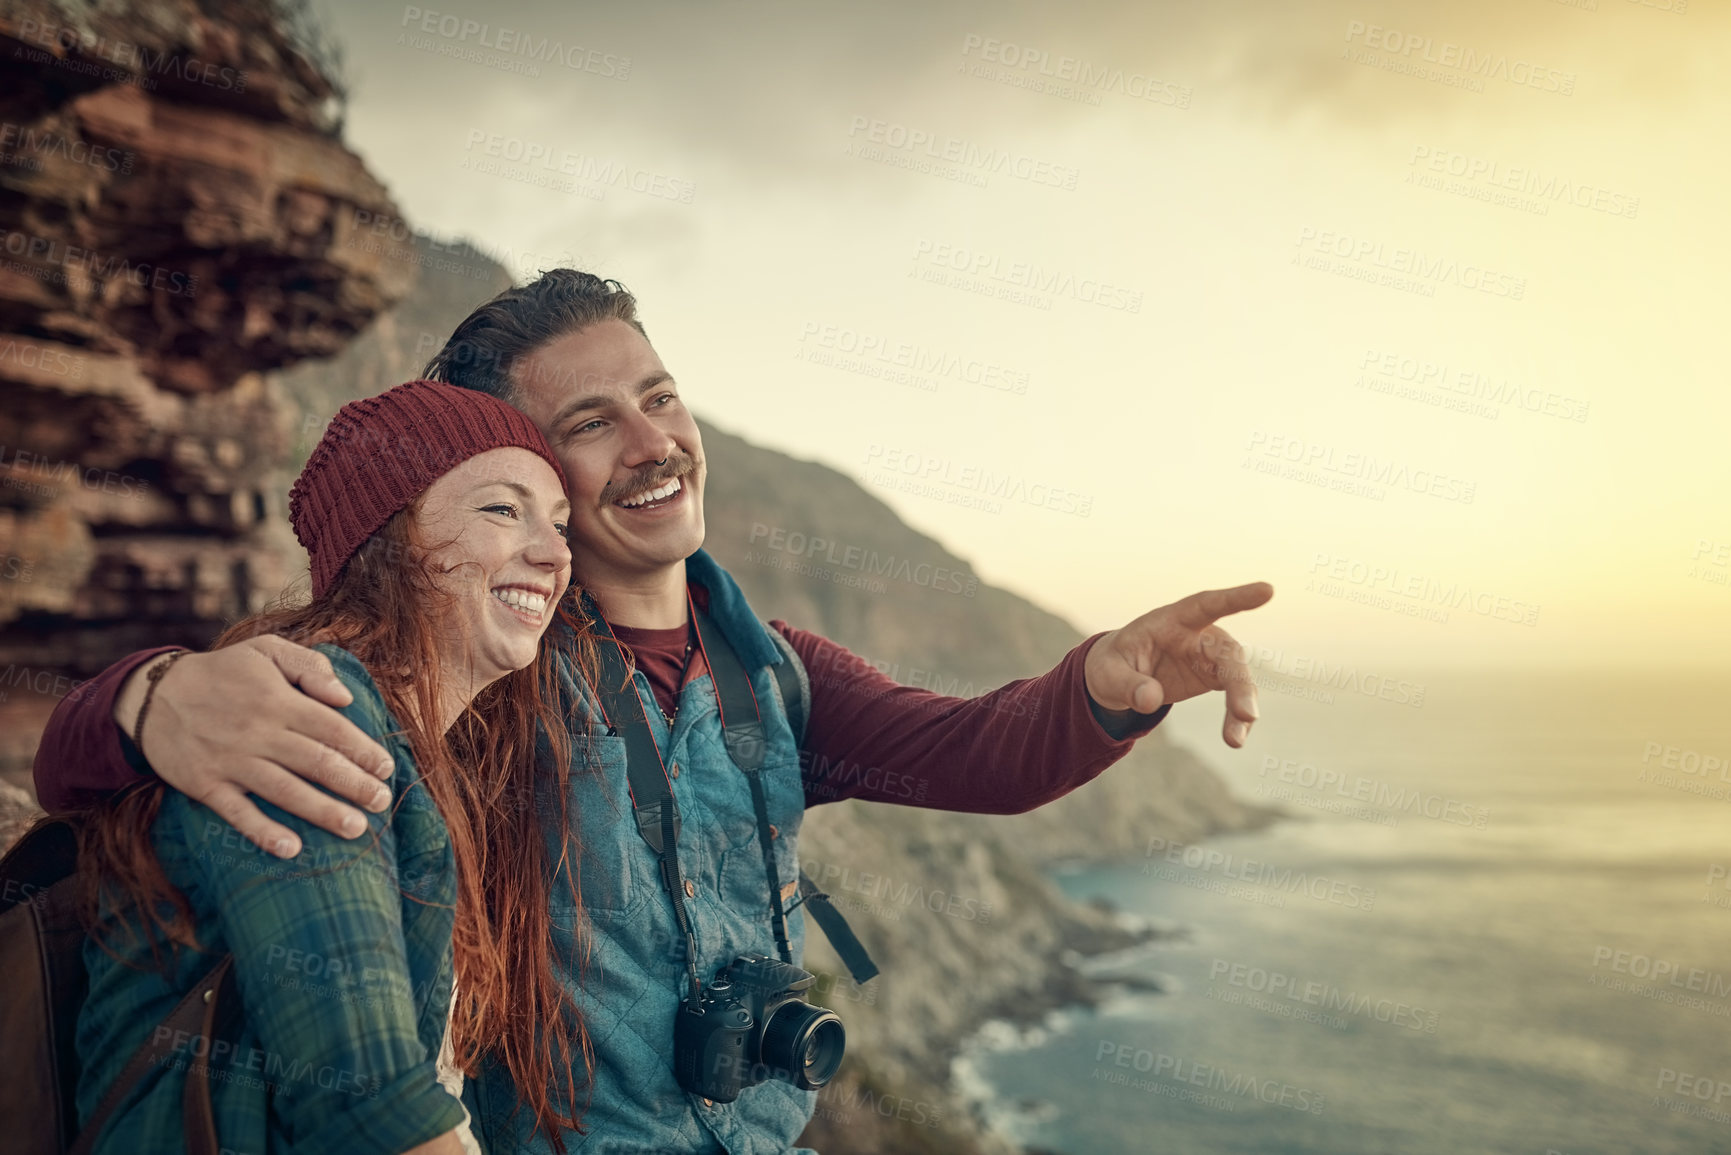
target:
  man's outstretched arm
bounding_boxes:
[33,637,396,857]
[785,582,1272,814]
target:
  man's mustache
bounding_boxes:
[600,452,699,505]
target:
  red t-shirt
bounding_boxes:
[607,621,705,722]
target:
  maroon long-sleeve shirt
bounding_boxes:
[34,608,1167,814]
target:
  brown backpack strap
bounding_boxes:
[70,954,235,1155]
[181,956,238,1155]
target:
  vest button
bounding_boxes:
[669,761,681,779]
[684,878,696,899]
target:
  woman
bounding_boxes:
[70,380,591,1154]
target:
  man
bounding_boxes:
[36,270,1270,1153]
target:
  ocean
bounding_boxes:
[958,670,1731,1154]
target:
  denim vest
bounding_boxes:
[470,551,816,1155]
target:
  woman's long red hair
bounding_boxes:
[77,506,596,1149]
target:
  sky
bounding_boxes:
[307,0,1730,671]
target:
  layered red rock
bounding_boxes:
[0,0,417,787]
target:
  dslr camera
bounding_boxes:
[673,953,846,1101]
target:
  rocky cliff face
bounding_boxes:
[0,0,415,780]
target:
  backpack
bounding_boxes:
[0,815,237,1155]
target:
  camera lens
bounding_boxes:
[761,1002,846,1090]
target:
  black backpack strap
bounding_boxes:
[0,815,79,912]
[693,607,793,967]
[703,616,878,987]
[763,625,810,748]
[0,818,84,1150]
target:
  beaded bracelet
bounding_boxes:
[131,650,191,756]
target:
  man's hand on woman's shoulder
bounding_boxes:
[113,635,397,858]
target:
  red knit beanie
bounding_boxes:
[289,379,568,597]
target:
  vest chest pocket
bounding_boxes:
[715,759,805,928]
[565,733,658,924]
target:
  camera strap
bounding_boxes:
[585,589,879,992]
[689,603,795,965]
[586,594,704,1003]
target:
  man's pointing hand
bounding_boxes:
[1083,582,1274,748]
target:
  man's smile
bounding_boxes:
[615,475,684,510]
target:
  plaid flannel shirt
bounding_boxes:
[75,644,467,1155]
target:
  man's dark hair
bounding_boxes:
[423,268,649,401]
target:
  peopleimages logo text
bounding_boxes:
[1144,836,1377,910]
[1244,430,1476,504]
[1591,947,1731,998]
[0,229,199,296]
[847,116,1080,189]
[1407,147,1637,219]
[14,18,248,91]
[398,6,631,77]
[747,523,978,597]
[0,122,134,174]
[1294,227,1525,300]
[1208,958,1439,1032]
[1258,756,1489,828]
[1093,1042,1325,1113]
[911,239,1142,313]
[1343,21,1576,95]
[960,34,1192,107]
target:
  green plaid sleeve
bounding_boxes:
[164,645,465,1155]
